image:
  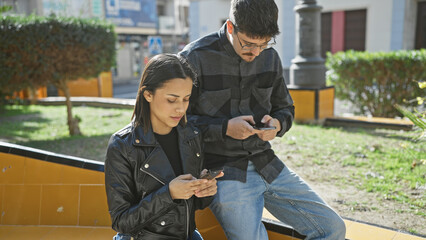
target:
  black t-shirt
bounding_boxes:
[154,128,183,176]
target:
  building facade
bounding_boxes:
[189,0,426,82]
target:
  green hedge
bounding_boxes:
[326,50,426,117]
[0,15,116,96]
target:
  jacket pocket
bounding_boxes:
[251,87,273,118]
[187,137,202,158]
[195,88,231,117]
[151,212,175,228]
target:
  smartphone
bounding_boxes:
[252,122,276,130]
[200,168,223,180]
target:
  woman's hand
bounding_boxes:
[169,174,208,200]
[195,170,224,198]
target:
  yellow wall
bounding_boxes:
[58,72,113,98]
[99,72,113,98]
[289,87,335,121]
[0,152,110,226]
[289,90,316,121]
[1,151,422,240]
[10,87,47,100]
[318,88,335,119]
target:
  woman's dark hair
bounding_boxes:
[132,54,197,131]
[229,0,280,38]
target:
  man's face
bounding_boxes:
[231,30,272,62]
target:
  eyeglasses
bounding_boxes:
[234,32,276,51]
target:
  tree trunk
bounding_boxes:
[57,80,81,136]
[28,88,37,105]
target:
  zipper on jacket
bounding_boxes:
[140,167,165,185]
[184,199,190,239]
[141,167,189,239]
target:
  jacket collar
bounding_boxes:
[219,23,241,61]
[131,122,201,184]
[131,122,198,147]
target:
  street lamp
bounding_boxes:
[288,0,335,122]
[289,0,325,88]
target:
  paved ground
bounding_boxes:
[113,78,139,99]
[334,98,356,116]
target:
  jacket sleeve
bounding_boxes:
[104,135,177,235]
[179,51,229,143]
[270,58,295,137]
[194,196,214,210]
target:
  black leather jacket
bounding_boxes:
[105,122,212,240]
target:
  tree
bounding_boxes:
[0,15,116,135]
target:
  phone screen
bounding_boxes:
[252,122,276,130]
[200,169,223,180]
[256,126,276,130]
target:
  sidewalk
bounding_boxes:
[112,78,139,99]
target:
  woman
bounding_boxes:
[105,54,223,240]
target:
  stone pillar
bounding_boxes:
[289,0,325,88]
[288,0,335,122]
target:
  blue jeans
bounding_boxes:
[113,229,203,240]
[209,161,346,240]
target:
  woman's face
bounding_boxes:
[144,77,193,135]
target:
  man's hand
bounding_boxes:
[226,115,261,140]
[256,115,281,141]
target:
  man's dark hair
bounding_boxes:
[229,0,280,38]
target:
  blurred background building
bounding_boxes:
[2,0,425,84]
[189,0,426,83]
[1,0,190,84]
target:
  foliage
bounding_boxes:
[0,5,12,15]
[0,15,116,135]
[0,14,116,95]
[394,81,426,141]
[326,50,426,117]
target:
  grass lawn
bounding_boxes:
[1,104,425,234]
[273,123,425,210]
[0,104,132,161]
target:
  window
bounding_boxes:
[321,9,366,56]
[344,9,366,51]
[321,12,332,58]
[157,4,165,16]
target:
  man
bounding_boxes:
[179,0,346,239]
